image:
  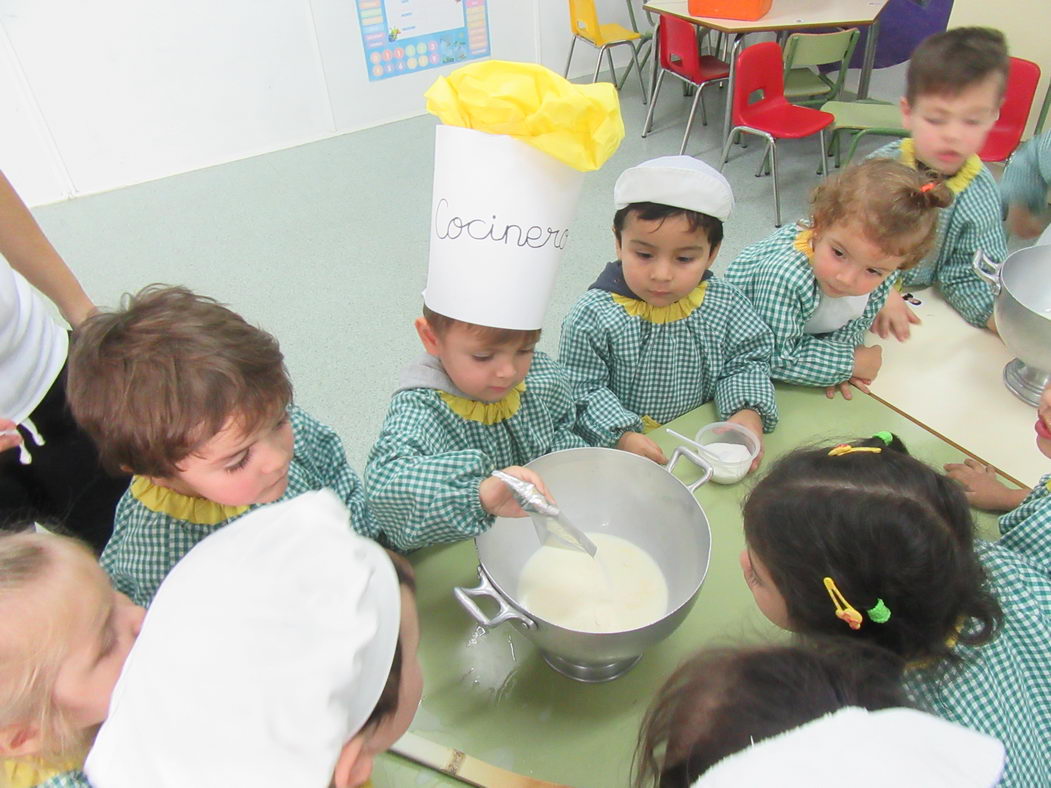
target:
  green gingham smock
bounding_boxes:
[100,405,376,607]
[904,475,1051,787]
[1000,131,1051,214]
[557,268,777,447]
[870,138,1005,327]
[364,351,586,552]
[37,772,91,788]
[725,224,895,387]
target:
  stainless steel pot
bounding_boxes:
[974,247,1051,405]
[454,447,712,683]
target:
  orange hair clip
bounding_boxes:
[823,577,863,630]
[920,182,936,193]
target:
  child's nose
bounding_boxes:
[651,260,674,281]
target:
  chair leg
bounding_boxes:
[755,149,770,178]
[845,130,867,164]
[605,47,618,86]
[680,86,705,155]
[718,126,741,170]
[769,140,782,227]
[564,36,578,79]
[592,47,605,83]
[630,43,648,103]
[818,128,828,178]
[642,70,667,137]
[697,82,711,126]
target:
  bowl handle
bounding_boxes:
[666,445,714,493]
[454,569,537,630]
[971,249,1002,294]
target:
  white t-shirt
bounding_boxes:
[803,292,869,335]
[0,261,67,424]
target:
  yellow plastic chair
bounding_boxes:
[564,0,648,102]
[783,28,860,107]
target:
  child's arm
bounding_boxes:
[712,291,778,433]
[1001,131,1051,239]
[944,458,1030,511]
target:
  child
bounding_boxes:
[740,434,1051,786]
[85,490,419,788]
[871,27,1010,336]
[558,157,777,467]
[726,159,951,399]
[67,285,376,606]
[0,531,144,788]
[632,641,1004,787]
[1000,130,1051,241]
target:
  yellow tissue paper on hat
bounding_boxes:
[425,60,624,172]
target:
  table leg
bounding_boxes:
[858,19,880,100]
[722,34,744,143]
[649,15,661,103]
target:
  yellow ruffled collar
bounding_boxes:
[794,227,815,261]
[611,282,709,324]
[899,138,981,195]
[439,383,526,425]
[2,754,85,788]
[131,476,250,526]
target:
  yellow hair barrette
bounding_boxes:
[823,577,863,630]
[828,444,882,457]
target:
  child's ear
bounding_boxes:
[331,733,372,788]
[414,317,441,356]
[0,722,42,758]
[898,96,913,130]
[706,243,721,266]
[613,227,623,258]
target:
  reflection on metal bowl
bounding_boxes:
[455,447,712,682]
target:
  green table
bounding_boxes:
[373,385,1000,787]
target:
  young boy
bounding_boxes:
[870,27,1009,338]
[558,157,777,466]
[85,490,420,788]
[1000,130,1051,241]
[67,286,376,606]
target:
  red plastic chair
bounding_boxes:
[641,13,729,155]
[980,57,1041,163]
[718,41,835,226]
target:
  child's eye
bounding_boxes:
[517,347,536,356]
[472,354,493,362]
[868,269,885,277]
[677,256,696,264]
[634,251,652,260]
[832,247,845,258]
[226,450,251,473]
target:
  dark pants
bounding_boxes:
[0,362,129,554]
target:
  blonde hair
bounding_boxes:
[0,533,97,769]
[807,158,953,269]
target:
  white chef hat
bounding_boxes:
[692,707,1004,787]
[424,125,584,331]
[85,490,402,788]
[614,156,734,221]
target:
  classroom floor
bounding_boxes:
[32,60,960,471]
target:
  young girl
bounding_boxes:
[740,434,1051,787]
[0,531,144,788]
[726,159,952,399]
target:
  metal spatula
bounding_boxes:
[490,470,597,557]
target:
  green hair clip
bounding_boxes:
[872,431,893,447]
[867,599,892,624]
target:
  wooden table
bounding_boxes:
[642,0,891,140]
[372,386,1000,787]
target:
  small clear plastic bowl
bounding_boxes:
[693,421,760,484]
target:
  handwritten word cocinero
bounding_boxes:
[434,199,569,250]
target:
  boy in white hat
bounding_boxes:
[558,156,777,467]
[84,490,420,788]
[365,122,588,552]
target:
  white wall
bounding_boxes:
[0,0,639,207]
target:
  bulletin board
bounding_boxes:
[356,0,490,81]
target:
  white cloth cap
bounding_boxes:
[692,707,1005,787]
[614,156,734,221]
[424,125,584,330]
[85,490,401,788]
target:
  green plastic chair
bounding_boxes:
[783,28,860,107]
[819,99,908,166]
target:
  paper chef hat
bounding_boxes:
[615,156,734,221]
[423,61,624,330]
[85,490,401,788]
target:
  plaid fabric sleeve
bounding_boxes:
[99,492,147,603]
[364,391,493,552]
[533,353,591,452]
[288,405,377,538]
[998,474,1051,571]
[1000,131,1051,213]
[938,173,1003,327]
[711,283,779,431]
[38,772,93,788]
[727,236,856,387]
[558,295,644,446]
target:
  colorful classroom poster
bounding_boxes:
[357,0,490,82]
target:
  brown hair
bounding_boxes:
[0,532,98,765]
[808,158,953,269]
[362,552,416,731]
[633,641,909,787]
[421,305,541,347]
[906,27,1009,104]
[613,203,724,249]
[67,285,292,478]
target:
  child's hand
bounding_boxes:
[944,458,1028,512]
[616,430,668,464]
[727,409,764,471]
[852,344,882,381]
[824,377,871,400]
[0,419,22,453]
[1006,203,1049,240]
[480,466,552,518]
[871,289,920,342]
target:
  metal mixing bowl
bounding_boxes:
[454,447,712,682]
[974,246,1051,405]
